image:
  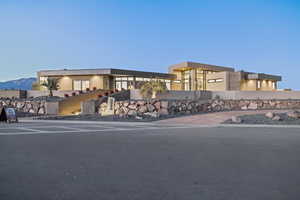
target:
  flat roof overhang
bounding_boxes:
[247,73,282,81]
[38,68,175,79]
[169,61,235,72]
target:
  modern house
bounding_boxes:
[37,61,282,92]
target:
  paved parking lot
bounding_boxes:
[1,120,300,200]
[0,120,196,135]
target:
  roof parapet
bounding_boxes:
[247,73,282,81]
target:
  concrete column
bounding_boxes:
[45,102,59,115]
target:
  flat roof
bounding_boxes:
[169,61,235,72]
[38,68,175,79]
[247,73,282,81]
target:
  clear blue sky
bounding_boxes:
[0,0,299,89]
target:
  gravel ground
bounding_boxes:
[223,113,300,125]
[16,111,43,118]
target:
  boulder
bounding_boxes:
[38,107,45,115]
[213,105,222,112]
[231,116,242,123]
[135,116,143,120]
[127,110,137,116]
[265,112,275,119]
[29,108,35,113]
[144,111,160,118]
[287,111,300,119]
[248,102,258,110]
[154,101,161,110]
[138,105,148,113]
[146,104,155,112]
[272,115,282,121]
[187,103,193,110]
[269,101,276,107]
[161,101,168,109]
[128,104,137,109]
[137,101,145,106]
[241,106,248,110]
[158,108,169,116]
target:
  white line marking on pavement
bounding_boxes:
[17,127,43,132]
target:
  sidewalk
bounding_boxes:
[156,110,291,125]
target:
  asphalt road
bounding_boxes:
[1,121,300,200]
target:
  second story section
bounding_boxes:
[169,61,282,91]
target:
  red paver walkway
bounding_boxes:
[157,110,290,125]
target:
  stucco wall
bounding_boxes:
[0,90,27,98]
[41,75,107,91]
[90,75,105,90]
[131,89,300,101]
[130,89,212,100]
[228,72,242,90]
[212,91,300,100]
[240,80,257,91]
[260,80,275,91]
[27,90,74,98]
[206,72,228,91]
[58,76,73,90]
[58,90,108,115]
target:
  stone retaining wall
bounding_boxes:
[0,98,47,115]
[100,99,300,119]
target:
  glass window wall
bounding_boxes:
[183,71,191,91]
[39,76,48,84]
[181,69,219,91]
[114,76,172,90]
[73,80,90,91]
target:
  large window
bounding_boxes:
[181,69,220,91]
[40,76,48,84]
[114,77,171,90]
[73,80,90,91]
[115,77,134,90]
[196,69,205,90]
[183,71,191,91]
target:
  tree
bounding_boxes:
[140,80,167,99]
[41,78,60,97]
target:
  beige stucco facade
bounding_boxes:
[57,75,108,91]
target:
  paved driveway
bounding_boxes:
[1,121,300,200]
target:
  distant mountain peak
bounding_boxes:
[0,77,37,90]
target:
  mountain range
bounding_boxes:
[0,78,37,90]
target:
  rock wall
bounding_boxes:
[100,99,300,119]
[0,98,46,115]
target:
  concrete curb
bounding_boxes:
[218,124,300,128]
